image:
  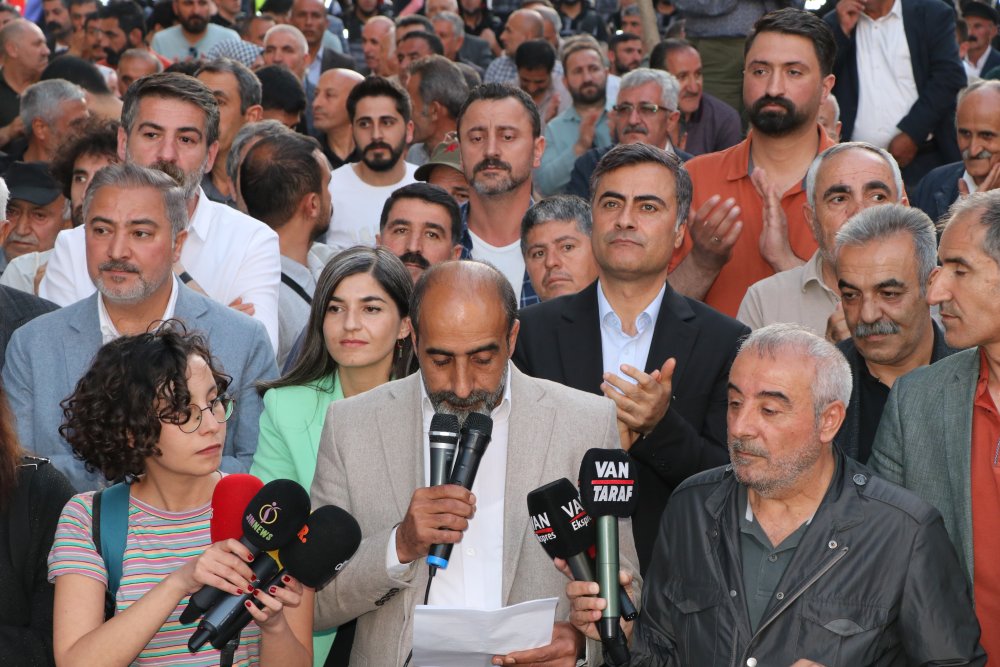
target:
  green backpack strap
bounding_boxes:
[92,482,130,603]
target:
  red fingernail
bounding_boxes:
[247,585,254,592]
[269,586,277,594]
[253,589,260,596]
[282,575,290,584]
[247,554,254,562]
[237,589,243,595]
[245,600,252,608]
[251,575,258,582]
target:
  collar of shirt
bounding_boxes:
[187,188,212,242]
[859,0,903,25]
[98,274,180,344]
[596,278,665,338]
[966,47,991,72]
[800,251,837,296]
[963,170,980,195]
[728,125,836,186]
[596,279,666,382]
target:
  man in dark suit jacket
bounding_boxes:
[824,0,967,188]
[513,143,748,572]
[0,286,57,372]
[962,1,1000,77]
[320,47,357,71]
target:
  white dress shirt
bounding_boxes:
[385,365,512,610]
[851,0,920,149]
[97,275,180,344]
[597,280,665,386]
[964,49,991,80]
[39,189,282,354]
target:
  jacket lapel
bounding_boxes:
[944,351,978,575]
[556,283,604,394]
[646,284,697,380]
[63,297,103,391]
[378,375,424,518]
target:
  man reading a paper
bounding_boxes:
[310,260,641,665]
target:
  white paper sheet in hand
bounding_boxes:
[411,597,559,667]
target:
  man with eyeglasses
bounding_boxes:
[567,67,689,200]
[2,162,277,492]
[536,34,613,196]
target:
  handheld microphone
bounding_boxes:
[429,413,460,487]
[191,505,363,652]
[184,479,310,638]
[526,479,637,621]
[579,449,638,667]
[426,412,492,572]
[180,474,264,625]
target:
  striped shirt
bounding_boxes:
[48,491,262,666]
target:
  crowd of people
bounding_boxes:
[0,0,998,663]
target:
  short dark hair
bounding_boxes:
[457,82,541,138]
[515,39,555,72]
[400,30,444,55]
[590,142,693,230]
[649,38,694,71]
[50,117,120,198]
[98,0,146,38]
[41,55,110,94]
[196,57,262,114]
[745,8,836,78]
[408,55,468,119]
[240,132,324,229]
[148,0,176,31]
[520,194,592,253]
[380,182,462,243]
[122,71,220,146]
[256,64,307,114]
[163,60,201,76]
[609,31,641,50]
[346,75,412,124]
[396,13,433,32]
[59,324,231,482]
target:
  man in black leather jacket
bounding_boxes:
[567,323,985,666]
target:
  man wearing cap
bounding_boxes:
[962,1,1000,80]
[414,139,471,205]
[0,162,69,283]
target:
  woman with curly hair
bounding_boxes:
[48,326,313,667]
[251,246,414,666]
[0,381,75,666]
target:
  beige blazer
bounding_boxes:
[310,366,641,666]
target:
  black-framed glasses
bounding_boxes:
[177,396,234,433]
[612,102,671,117]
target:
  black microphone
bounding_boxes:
[579,449,638,667]
[192,505,363,651]
[426,412,492,572]
[526,479,637,621]
[429,413,460,487]
[182,479,311,625]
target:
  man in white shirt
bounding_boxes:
[150,0,240,61]
[325,76,418,250]
[961,1,1000,80]
[39,72,282,354]
[310,259,640,666]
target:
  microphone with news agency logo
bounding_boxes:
[526,478,637,621]
[578,449,638,667]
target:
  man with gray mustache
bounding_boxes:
[913,80,1000,225]
[831,203,957,465]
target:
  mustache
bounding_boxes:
[962,148,994,161]
[621,124,647,135]
[729,438,768,458]
[474,158,511,174]
[602,231,644,245]
[398,251,430,269]
[365,141,393,153]
[99,259,141,274]
[750,95,795,115]
[6,231,38,245]
[854,319,900,338]
[150,160,187,187]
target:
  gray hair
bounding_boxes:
[120,48,163,73]
[264,23,308,54]
[20,79,85,139]
[824,92,840,123]
[943,190,1000,268]
[804,141,904,210]
[0,177,8,219]
[520,194,593,254]
[196,57,262,114]
[83,163,189,237]
[432,10,464,37]
[226,119,291,191]
[618,67,679,112]
[407,54,469,119]
[590,142,692,231]
[833,204,937,295]
[738,323,852,419]
[957,78,1000,108]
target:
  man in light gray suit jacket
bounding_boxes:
[2,164,277,492]
[311,261,641,666]
[871,189,1000,654]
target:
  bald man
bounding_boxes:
[0,20,50,147]
[312,68,365,169]
[483,8,543,84]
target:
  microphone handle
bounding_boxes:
[567,551,637,621]
[427,432,489,570]
[596,516,630,666]
[188,554,280,653]
[181,537,260,625]
[429,444,456,488]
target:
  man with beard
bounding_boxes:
[42,0,72,54]
[2,163,277,492]
[97,0,170,71]
[537,36,613,196]
[38,72,282,354]
[455,83,545,306]
[49,117,119,229]
[150,0,239,61]
[376,181,462,282]
[310,259,640,666]
[325,76,418,250]
[913,80,1000,225]
[566,323,985,665]
[872,189,1000,657]
[738,142,906,335]
[832,203,955,464]
[608,32,642,77]
[240,132,336,366]
[824,0,966,188]
[668,9,837,318]
[0,21,50,150]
